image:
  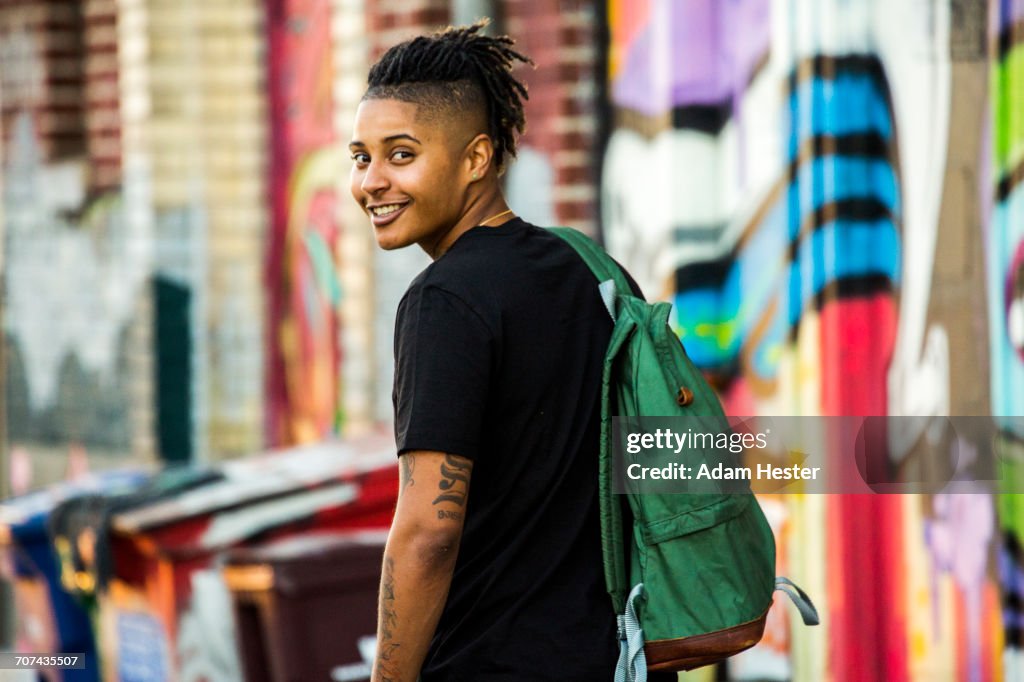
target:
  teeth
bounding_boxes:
[372,204,403,216]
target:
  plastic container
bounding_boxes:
[223,530,387,682]
[102,435,397,682]
[0,470,150,682]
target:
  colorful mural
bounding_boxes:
[992,0,1024,677]
[266,0,345,446]
[602,0,1010,679]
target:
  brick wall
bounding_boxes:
[332,0,376,434]
[504,0,598,234]
[138,0,268,459]
[197,0,267,458]
[365,0,449,60]
[83,0,120,190]
[0,1,85,162]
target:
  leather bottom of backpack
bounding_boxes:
[645,610,769,672]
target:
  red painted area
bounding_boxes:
[266,0,342,445]
[984,582,1002,682]
[820,294,908,682]
[719,375,757,416]
[110,450,398,661]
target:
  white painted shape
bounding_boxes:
[3,114,152,411]
[176,568,242,682]
[1008,298,1024,350]
[1006,648,1024,682]
[721,61,785,252]
[874,0,953,421]
[787,0,873,56]
[331,636,376,681]
[357,635,377,662]
[505,147,557,228]
[602,125,736,296]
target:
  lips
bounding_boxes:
[368,202,410,228]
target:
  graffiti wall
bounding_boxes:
[1,1,151,478]
[992,0,1024,678]
[2,0,270,472]
[602,0,1014,679]
[266,0,345,446]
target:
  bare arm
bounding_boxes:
[373,451,472,682]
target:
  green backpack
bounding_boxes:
[551,228,819,681]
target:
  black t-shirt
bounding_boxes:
[393,217,621,681]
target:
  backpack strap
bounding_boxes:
[775,577,820,625]
[549,227,635,312]
[549,226,631,611]
[614,583,648,682]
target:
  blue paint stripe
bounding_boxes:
[989,181,1024,423]
[786,157,900,236]
[673,218,900,370]
[787,75,893,154]
[786,218,901,325]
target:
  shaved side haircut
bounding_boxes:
[364,20,534,173]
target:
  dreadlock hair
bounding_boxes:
[364,19,533,173]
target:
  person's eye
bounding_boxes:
[392,150,414,162]
[351,152,369,165]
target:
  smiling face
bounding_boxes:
[349,98,481,256]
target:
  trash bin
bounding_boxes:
[223,529,387,682]
[0,469,150,682]
[103,434,398,682]
[47,466,226,682]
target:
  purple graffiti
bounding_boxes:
[611,0,771,115]
[999,0,1024,27]
[925,491,994,682]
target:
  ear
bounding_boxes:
[464,133,495,182]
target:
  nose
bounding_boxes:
[360,159,389,196]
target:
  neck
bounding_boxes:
[424,191,511,261]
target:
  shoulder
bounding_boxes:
[396,273,493,340]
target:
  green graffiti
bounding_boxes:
[992,44,1024,173]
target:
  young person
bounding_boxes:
[349,21,658,682]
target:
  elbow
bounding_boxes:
[390,523,462,574]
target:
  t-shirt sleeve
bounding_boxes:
[393,283,493,460]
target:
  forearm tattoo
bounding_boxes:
[432,455,470,508]
[376,555,401,681]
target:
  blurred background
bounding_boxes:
[0,0,1021,680]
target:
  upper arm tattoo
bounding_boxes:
[399,455,415,495]
[432,455,471,509]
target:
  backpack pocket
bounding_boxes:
[630,495,776,671]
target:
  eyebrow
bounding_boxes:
[348,133,422,148]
